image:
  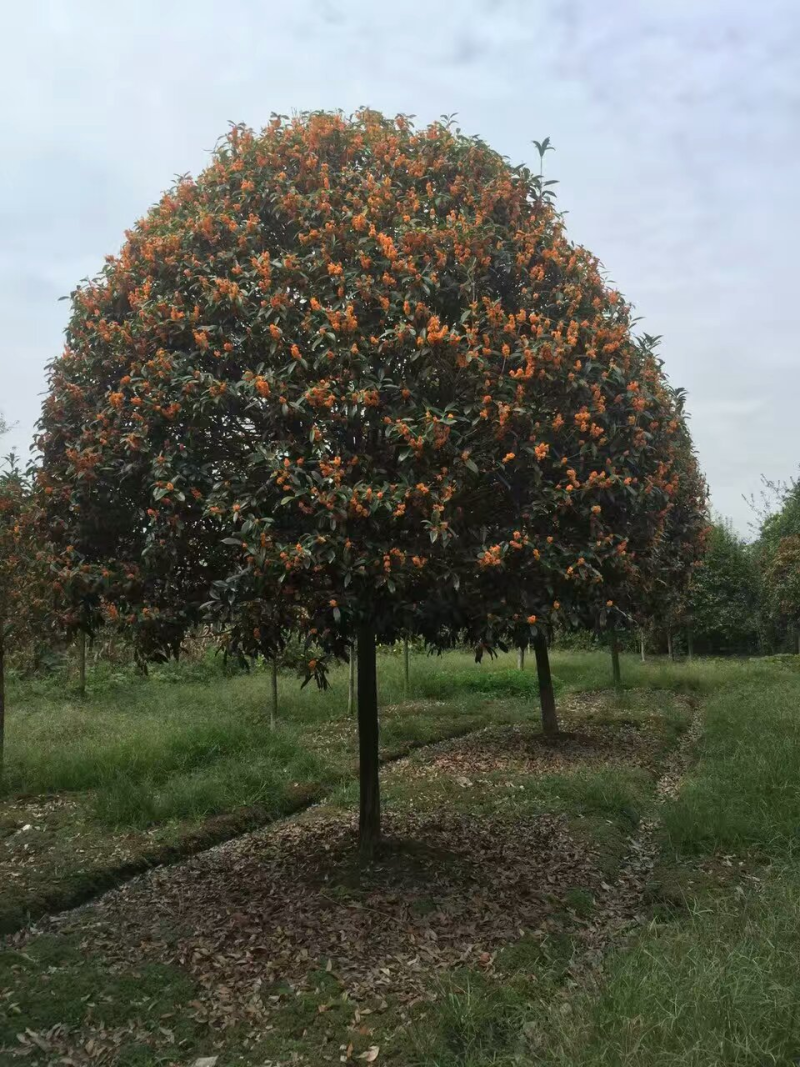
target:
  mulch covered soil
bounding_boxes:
[39,810,601,1027]
[388,718,664,787]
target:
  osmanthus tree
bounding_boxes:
[455,335,707,709]
[39,110,698,854]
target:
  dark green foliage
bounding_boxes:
[687,520,760,654]
[752,476,800,653]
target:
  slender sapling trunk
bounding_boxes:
[270,656,278,731]
[517,645,525,670]
[611,634,622,687]
[78,631,86,696]
[357,624,380,859]
[403,636,410,697]
[533,631,558,737]
[348,644,356,715]
[640,632,646,663]
[686,628,694,662]
[667,628,674,661]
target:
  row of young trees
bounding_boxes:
[1,112,708,854]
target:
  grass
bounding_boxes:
[663,675,800,855]
[0,933,211,1065]
[413,862,800,1067]
[4,657,340,802]
[1,646,750,817]
[0,647,721,933]
[0,935,196,1043]
[5,650,800,1065]
[4,645,682,832]
[544,865,800,1066]
[364,760,654,828]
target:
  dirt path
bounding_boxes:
[576,699,703,969]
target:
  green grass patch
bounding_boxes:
[405,926,581,1067]
[408,972,532,1067]
[663,674,800,856]
[2,647,717,812]
[91,744,331,828]
[0,934,206,1057]
[542,862,800,1066]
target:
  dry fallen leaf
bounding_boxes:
[359,1046,379,1062]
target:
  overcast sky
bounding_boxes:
[1,0,798,533]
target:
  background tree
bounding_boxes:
[763,534,800,653]
[754,477,800,652]
[601,378,707,676]
[0,456,49,781]
[686,520,760,655]
[39,110,703,853]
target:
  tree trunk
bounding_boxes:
[0,629,5,784]
[77,631,86,696]
[403,637,410,697]
[533,632,558,737]
[667,628,674,661]
[686,628,694,662]
[348,645,356,715]
[270,656,278,731]
[357,624,380,859]
[640,632,646,663]
[517,645,525,670]
[611,635,622,687]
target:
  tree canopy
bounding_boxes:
[40,113,701,657]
